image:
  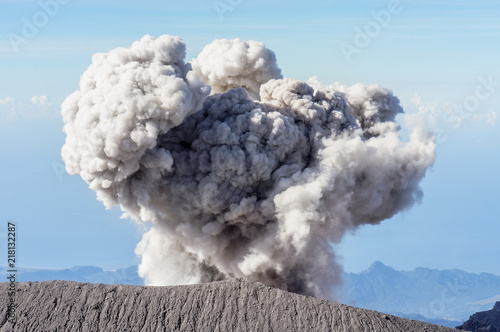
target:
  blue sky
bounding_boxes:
[0,0,499,274]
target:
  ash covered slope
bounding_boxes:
[1,279,456,332]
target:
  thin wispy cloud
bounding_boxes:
[0,95,59,124]
[403,92,498,144]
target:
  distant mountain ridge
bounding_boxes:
[3,262,500,327]
[342,261,500,325]
[0,265,143,285]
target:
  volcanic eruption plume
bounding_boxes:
[61,35,435,298]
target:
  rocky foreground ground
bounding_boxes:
[457,301,500,332]
[1,278,459,331]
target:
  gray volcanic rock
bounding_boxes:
[457,301,500,331]
[1,279,458,332]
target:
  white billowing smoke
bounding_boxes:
[191,38,282,99]
[62,35,435,298]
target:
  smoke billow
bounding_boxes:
[62,35,435,298]
[192,38,282,100]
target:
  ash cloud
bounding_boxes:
[62,35,435,298]
[192,38,282,99]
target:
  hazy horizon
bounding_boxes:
[1,0,499,280]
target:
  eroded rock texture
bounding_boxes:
[1,279,458,331]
